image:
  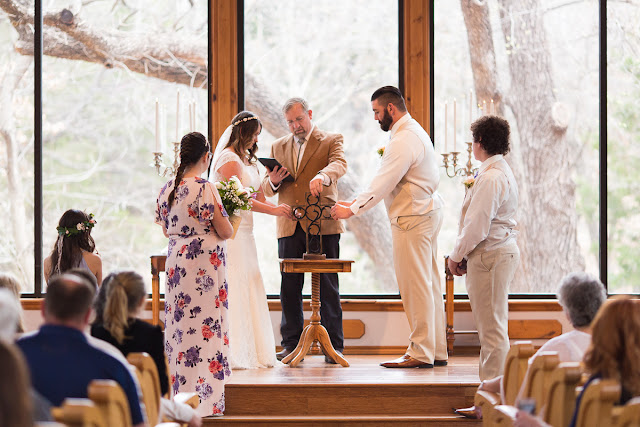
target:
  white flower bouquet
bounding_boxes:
[215,176,257,238]
[215,175,257,216]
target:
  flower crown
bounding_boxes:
[57,214,97,236]
[232,116,259,127]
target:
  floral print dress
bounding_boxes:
[155,176,231,416]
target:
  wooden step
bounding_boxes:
[225,383,476,416]
[204,414,481,426]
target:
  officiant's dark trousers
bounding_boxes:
[278,222,344,352]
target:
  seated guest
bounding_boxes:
[44,209,102,285]
[0,340,33,427]
[0,288,23,341]
[91,272,167,398]
[0,272,25,333]
[515,296,640,427]
[91,271,201,427]
[456,272,606,419]
[0,288,53,422]
[16,273,145,427]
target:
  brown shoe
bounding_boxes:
[380,354,433,368]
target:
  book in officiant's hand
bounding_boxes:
[258,158,294,182]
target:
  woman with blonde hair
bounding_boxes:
[91,271,165,391]
[0,273,25,333]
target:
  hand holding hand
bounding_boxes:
[331,203,354,220]
[309,176,323,197]
[448,257,467,277]
[268,165,290,186]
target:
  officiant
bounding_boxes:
[261,97,347,364]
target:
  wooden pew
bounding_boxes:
[475,340,536,423]
[51,398,106,427]
[127,352,162,426]
[612,396,640,427]
[491,351,561,426]
[87,380,132,427]
[574,378,621,427]
[540,362,583,427]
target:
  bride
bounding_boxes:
[211,111,292,369]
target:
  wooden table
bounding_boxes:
[279,258,354,368]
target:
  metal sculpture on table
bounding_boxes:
[293,193,333,260]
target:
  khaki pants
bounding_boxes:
[391,209,448,363]
[466,241,520,380]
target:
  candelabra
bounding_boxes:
[152,141,181,177]
[441,141,478,178]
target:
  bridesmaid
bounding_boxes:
[156,132,233,416]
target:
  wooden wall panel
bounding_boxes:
[211,0,239,146]
[402,0,431,134]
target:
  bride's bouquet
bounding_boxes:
[215,175,257,239]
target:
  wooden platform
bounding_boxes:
[205,354,481,426]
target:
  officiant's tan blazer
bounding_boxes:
[262,127,347,239]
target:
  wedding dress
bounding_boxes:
[212,148,278,369]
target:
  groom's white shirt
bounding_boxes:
[350,113,442,219]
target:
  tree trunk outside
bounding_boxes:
[460,0,584,292]
[0,55,32,284]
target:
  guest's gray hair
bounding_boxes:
[282,97,309,115]
[0,289,21,341]
[557,272,606,328]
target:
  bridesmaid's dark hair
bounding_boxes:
[168,132,210,208]
[226,111,261,164]
[48,209,96,279]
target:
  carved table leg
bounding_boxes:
[282,272,349,367]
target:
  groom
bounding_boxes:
[261,97,347,363]
[332,86,448,368]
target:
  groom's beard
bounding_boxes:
[378,110,393,132]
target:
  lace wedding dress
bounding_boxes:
[212,149,278,369]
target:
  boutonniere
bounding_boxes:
[377,146,385,157]
[463,176,475,189]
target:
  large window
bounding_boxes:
[4,1,638,297]
[435,0,600,293]
[0,2,35,292]
[606,2,640,294]
[244,0,400,295]
[3,0,208,294]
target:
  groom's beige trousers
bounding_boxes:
[391,209,448,364]
[466,240,520,380]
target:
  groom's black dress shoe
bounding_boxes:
[434,359,448,366]
[276,348,294,361]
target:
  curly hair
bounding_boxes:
[470,115,511,156]
[583,296,640,397]
[224,111,261,164]
[557,272,606,328]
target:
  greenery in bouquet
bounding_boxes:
[215,175,257,217]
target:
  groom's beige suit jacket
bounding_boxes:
[262,127,347,239]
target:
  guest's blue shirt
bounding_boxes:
[16,324,144,425]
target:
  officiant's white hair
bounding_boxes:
[282,97,309,114]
